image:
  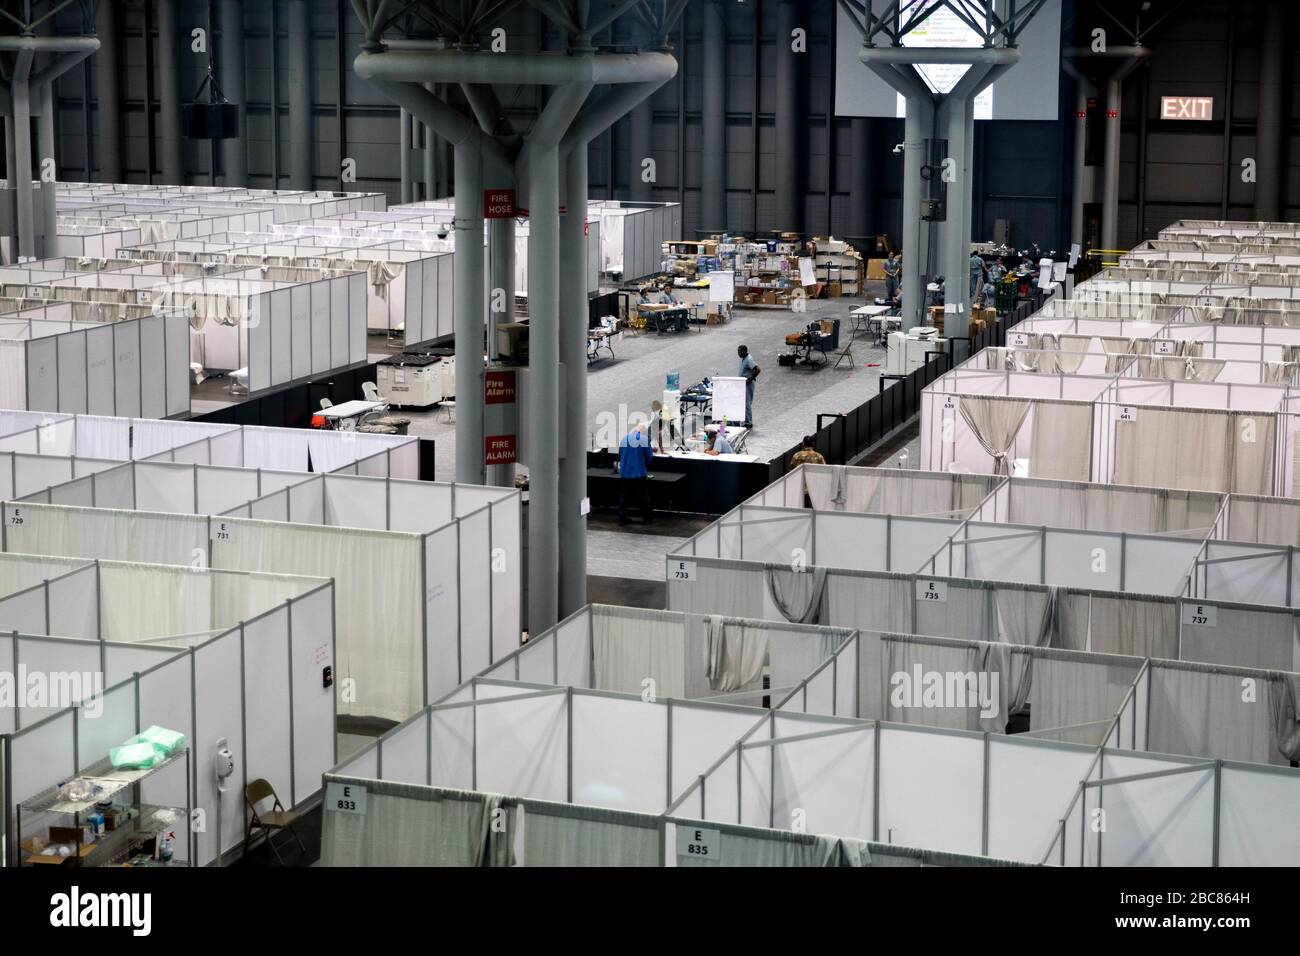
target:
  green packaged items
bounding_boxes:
[125,725,187,757]
[109,743,165,770]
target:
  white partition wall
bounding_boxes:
[0,578,335,868]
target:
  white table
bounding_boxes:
[849,304,891,342]
[319,400,385,428]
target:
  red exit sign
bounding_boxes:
[485,369,516,405]
[484,189,516,219]
[1160,96,1213,121]
[485,435,516,465]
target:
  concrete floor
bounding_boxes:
[395,284,893,476]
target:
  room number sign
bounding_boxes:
[1182,603,1217,627]
[325,782,367,815]
[676,826,719,861]
[670,560,696,582]
[915,580,948,602]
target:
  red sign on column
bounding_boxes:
[485,435,517,465]
[484,189,517,219]
[485,369,517,404]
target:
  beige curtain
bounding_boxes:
[958,396,1030,476]
[1029,402,1093,481]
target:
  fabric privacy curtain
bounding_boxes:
[958,396,1031,476]
[884,636,1007,732]
[674,823,870,867]
[1148,666,1277,765]
[1030,653,1140,741]
[993,585,1056,648]
[1100,336,1136,374]
[765,566,827,624]
[704,616,768,693]
[1230,412,1276,496]
[1113,408,1233,493]
[321,782,516,867]
[1226,497,1300,546]
[523,804,659,866]
[1075,593,1178,659]
[593,607,685,698]
[1267,674,1300,764]
[1028,402,1093,481]
[768,627,845,695]
[825,572,912,634]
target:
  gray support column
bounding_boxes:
[220,0,247,186]
[559,145,588,616]
[899,91,932,331]
[288,0,313,190]
[487,215,515,487]
[1101,76,1122,251]
[627,98,653,201]
[423,83,438,199]
[1068,73,1091,249]
[156,0,184,184]
[94,0,122,182]
[527,144,561,632]
[848,118,871,238]
[13,56,36,261]
[1253,0,1285,222]
[37,82,57,258]
[400,108,412,203]
[700,3,727,232]
[453,143,486,486]
[774,0,801,231]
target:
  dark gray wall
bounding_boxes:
[46,1,1297,254]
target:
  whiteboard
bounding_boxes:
[706,270,734,303]
[712,376,747,424]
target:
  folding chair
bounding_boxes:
[244,778,307,865]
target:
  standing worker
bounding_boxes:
[617,423,655,526]
[969,252,986,304]
[737,344,760,429]
[790,435,826,508]
[983,257,1007,308]
[884,251,901,304]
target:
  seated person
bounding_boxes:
[790,434,826,467]
[662,285,689,331]
[704,428,736,456]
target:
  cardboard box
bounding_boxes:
[968,318,986,337]
[867,259,886,281]
[762,291,778,305]
[827,282,843,298]
[927,306,944,327]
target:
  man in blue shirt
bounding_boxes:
[704,429,735,456]
[618,423,655,525]
[737,344,760,428]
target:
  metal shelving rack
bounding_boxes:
[16,748,192,868]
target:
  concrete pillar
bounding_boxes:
[1253,0,1285,222]
[288,0,313,190]
[487,215,516,487]
[627,98,653,201]
[1101,76,1122,251]
[700,3,727,232]
[156,0,185,184]
[899,93,932,331]
[848,118,871,238]
[423,82,438,199]
[400,109,412,203]
[1069,75,1092,249]
[453,143,486,487]
[220,0,247,187]
[37,83,57,258]
[527,145,561,632]
[94,0,122,182]
[558,147,588,616]
[13,69,35,260]
[774,0,801,231]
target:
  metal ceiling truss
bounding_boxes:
[352,0,684,51]
[837,0,1047,48]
